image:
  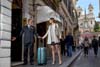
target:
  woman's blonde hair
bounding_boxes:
[49,18,56,23]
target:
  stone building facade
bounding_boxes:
[77,4,95,34]
[0,0,79,67]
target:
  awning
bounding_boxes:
[37,6,61,24]
[81,32,94,38]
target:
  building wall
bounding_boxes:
[0,0,79,66]
[78,14,95,33]
[23,0,29,18]
[0,0,12,67]
[77,10,95,33]
[62,0,78,36]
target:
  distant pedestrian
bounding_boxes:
[98,36,100,47]
[92,36,99,56]
[64,33,74,57]
[78,36,84,49]
[88,38,92,49]
[72,40,76,52]
[60,38,65,56]
[83,37,89,56]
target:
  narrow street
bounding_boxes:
[70,48,100,67]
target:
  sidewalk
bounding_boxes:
[13,49,82,67]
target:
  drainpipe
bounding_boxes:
[33,0,37,64]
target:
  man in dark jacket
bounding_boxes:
[12,19,38,65]
[92,36,98,56]
[65,33,74,57]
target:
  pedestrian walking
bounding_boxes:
[60,38,65,56]
[42,18,62,65]
[83,37,89,56]
[92,36,99,56]
[64,33,74,57]
[78,36,84,49]
[72,39,76,52]
[98,36,100,47]
[88,38,92,49]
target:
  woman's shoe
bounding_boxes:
[52,61,55,65]
[59,61,62,65]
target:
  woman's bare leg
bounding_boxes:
[55,45,62,64]
[51,45,56,64]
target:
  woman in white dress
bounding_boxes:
[42,18,62,64]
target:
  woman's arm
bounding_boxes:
[59,31,62,39]
[42,26,49,39]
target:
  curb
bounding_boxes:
[11,62,23,67]
[59,50,82,67]
[67,50,82,67]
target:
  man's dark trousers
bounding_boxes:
[93,47,98,55]
[24,43,34,64]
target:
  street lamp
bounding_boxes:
[98,0,100,18]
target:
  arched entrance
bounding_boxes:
[11,0,22,63]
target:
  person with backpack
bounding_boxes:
[92,36,99,56]
[83,37,89,56]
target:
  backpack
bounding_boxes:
[92,39,98,47]
[84,41,89,47]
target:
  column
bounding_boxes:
[71,27,74,36]
[22,0,31,19]
[67,25,70,34]
[0,0,12,67]
[32,0,38,63]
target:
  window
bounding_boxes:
[91,21,92,24]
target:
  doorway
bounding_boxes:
[11,9,22,62]
[37,22,47,47]
[11,0,22,63]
